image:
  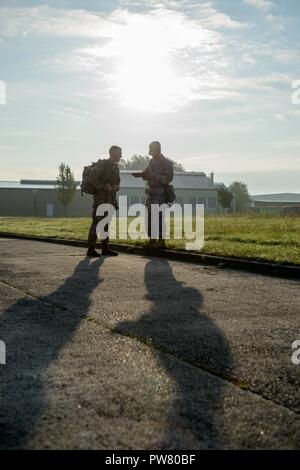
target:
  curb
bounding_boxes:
[0,232,300,279]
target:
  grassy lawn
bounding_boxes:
[0,215,300,265]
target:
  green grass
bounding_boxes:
[0,214,300,265]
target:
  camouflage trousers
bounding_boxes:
[88,194,115,249]
[145,187,168,239]
[146,209,166,239]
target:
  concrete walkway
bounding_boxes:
[0,238,299,449]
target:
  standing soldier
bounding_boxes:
[87,145,122,257]
[142,141,175,249]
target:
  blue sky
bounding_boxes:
[0,0,300,194]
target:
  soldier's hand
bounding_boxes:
[112,184,120,192]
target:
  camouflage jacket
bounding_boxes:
[93,158,120,209]
[144,155,174,205]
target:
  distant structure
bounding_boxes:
[251,193,300,214]
[0,172,228,217]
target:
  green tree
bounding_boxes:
[218,186,233,213]
[56,163,77,216]
[228,181,251,213]
[119,155,185,172]
[172,161,185,172]
[119,155,150,170]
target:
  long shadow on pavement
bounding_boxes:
[114,257,233,449]
[0,257,104,449]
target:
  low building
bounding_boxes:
[0,171,223,217]
[251,193,300,214]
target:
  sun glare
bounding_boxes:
[88,9,221,112]
[111,14,190,112]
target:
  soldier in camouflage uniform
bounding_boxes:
[87,146,121,257]
[142,141,174,249]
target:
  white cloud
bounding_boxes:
[36,6,236,111]
[0,6,115,38]
[89,8,230,110]
[0,145,22,151]
[265,14,285,30]
[273,113,286,121]
[243,0,274,11]
[0,3,248,39]
[192,2,250,29]
[48,107,99,120]
[0,5,234,110]
[232,73,292,90]
[236,40,299,65]
[141,0,250,29]
[183,151,300,174]
[269,139,300,150]
[4,4,286,112]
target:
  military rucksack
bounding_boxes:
[81,160,103,195]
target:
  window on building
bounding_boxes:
[207,197,216,209]
[130,196,140,205]
[118,195,128,208]
[46,203,54,217]
[188,197,197,206]
[198,197,206,207]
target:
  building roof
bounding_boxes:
[120,171,215,189]
[215,182,227,189]
[251,193,300,203]
[0,181,58,190]
[0,172,217,191]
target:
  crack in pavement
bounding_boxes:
[1,275,299,418]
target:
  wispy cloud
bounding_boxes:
[0,145,22,151]
[48,107,99,120]
[33,6,237,111]
[0,3,288,111]
[0,3,249,39]
[177,2,250,29]
[243,0,274,11]
[0,6,114,38]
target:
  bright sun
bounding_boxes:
[93,9,217,112]
[111,15,184,112]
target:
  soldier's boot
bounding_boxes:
[157,239,167,250]
[86,247,101,258]
[101,239,118,257]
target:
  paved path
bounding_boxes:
[0,238,299,449]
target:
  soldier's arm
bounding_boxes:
[141,163,152,181]
[112,170,120,192]
[111,166,121,192]
[156,160,174,186]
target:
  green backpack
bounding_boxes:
[81,159,103,195]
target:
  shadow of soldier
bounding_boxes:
[0,257,104,449]
[114,257,233,449]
